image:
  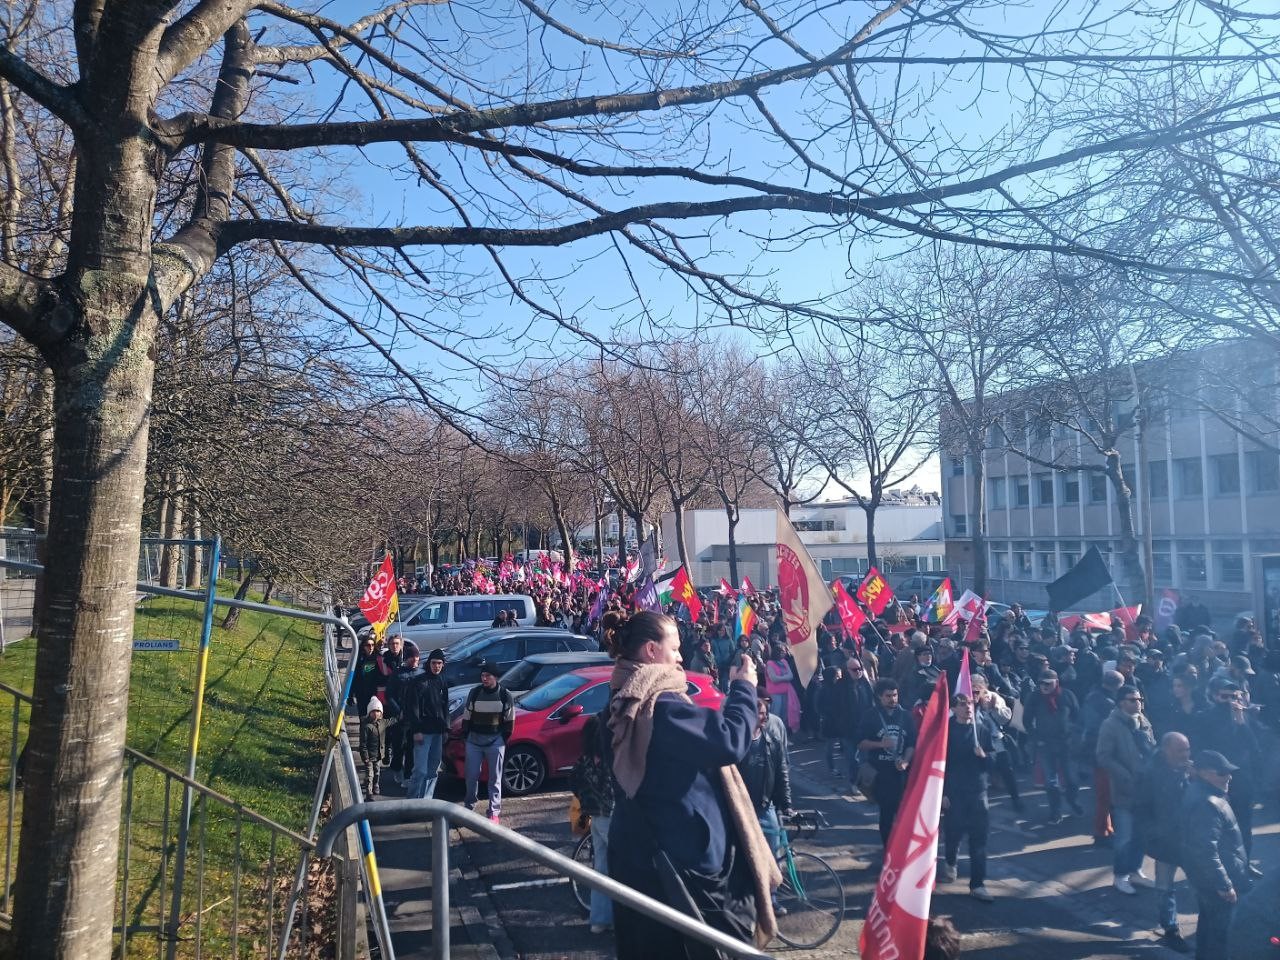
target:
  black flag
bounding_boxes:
[1046,546,1114,612]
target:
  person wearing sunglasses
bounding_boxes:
[1097,684,1157,895]
[1196,681,1262,873]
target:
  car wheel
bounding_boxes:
[502,745,546,796]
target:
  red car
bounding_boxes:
[443,666,725,796]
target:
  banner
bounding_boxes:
[777,513,834,687]
[860,671,950,960]
[735,598,758,641]
[670,567,703,622]
[856,567,894,617]
[831,579,867,640]
[359,555,398,632]
[741,574,757,595]
[633,575,660,612]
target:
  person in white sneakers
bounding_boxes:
[1096,684,1157,895]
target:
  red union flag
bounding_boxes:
[860,671,950,960]
[831,579,867,639]
[856,567,894,616]
[359,555,397,628]
[719,577,736,596]
[670,566,703,622]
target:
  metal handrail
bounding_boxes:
[317,800,777,960]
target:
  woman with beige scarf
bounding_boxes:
[602,610,780,959]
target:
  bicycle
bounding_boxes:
[767,809,845,948]
[570,830,594,913]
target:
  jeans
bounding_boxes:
[757,805,783,857]
[943,790,989,888]
[464,736,506,818]
[1111,807,1145,877]
[590,815,613,927]
[1039,743,1079,816]
[827,738,857,783]
[406,734,443,800]
[872,767,907,846]
[1193,888,1234,960]
[1155,860,1179,932]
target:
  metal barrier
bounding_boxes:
[317,800,777,960]
[0,556,394,958]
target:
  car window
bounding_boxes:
[493,599,526,621]
[530,663,575,687]
[557,681,609,717]
[499,660,539,689]
[415,602,448,626]
[481,638,521,663]
[526,636,561,655]
[520,673,586,711]
[563,637,596,651]
[454,600,493,623]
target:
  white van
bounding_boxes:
[386,594,537,646]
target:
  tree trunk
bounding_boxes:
[158,470,184,588]
[1106,454,1147,607]
[29,368,52,637]
[220,571,255,630]
[13,336,156,959]
[185,501,202,589]
[594,514,605,571]
[615,507,627,566]
[969,442,988,596]
[672,501,692,573]
[863,500,879,570]
[261,577,275,605]
[551,506,575,572]
[726,507,740,587]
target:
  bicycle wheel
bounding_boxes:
[570,833,594,913]
[773,850,845,949]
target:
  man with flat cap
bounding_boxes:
[1180,750,1252,960]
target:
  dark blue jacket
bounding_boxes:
[608,679,757,877]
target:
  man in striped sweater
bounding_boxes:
[462,660,516,823]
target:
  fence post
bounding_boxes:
[164,535,221,960]
[432,815,450,958]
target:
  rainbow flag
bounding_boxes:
[924,577,954,624]
[735,599,758,641]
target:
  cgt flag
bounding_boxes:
[860,671,950,960]
[856,567,895,617]
[777,512,834,686]
[670,567,703,622]
[359,555,398,635]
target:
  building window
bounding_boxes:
[987,477,1006,509]
[1177,541,1207,583]
[1152,540,1172,585]
[1013,542,1032,578]
[951,456,965,477]
[952,514,968,535]
[1246,450,1280,493]
[1215,540,1244,586]
[1212,454,1240,496]
[1175,458,1203,498]
[990,549,1010,579]
[1014,476,1030,507]
[1036,474,1054,506]
[1060,541,1081,571]
[1148,460,1168,500]
[1088,472,1108,503]
[1036,545,1056,580]
[1060,473,1080,505]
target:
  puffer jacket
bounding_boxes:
[1180,777,1251,896]
[1134,753,1188,864]
[1095,708,1156,808]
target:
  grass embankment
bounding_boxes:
[0,587,330,958]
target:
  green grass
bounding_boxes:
[0,585,330,957]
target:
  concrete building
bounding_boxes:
[941,379,1280,619]
[662,489,944,588]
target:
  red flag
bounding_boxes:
[358,555,397,627]
[670,566,703,622]
[856,567,894,617]
[860,672,950,960]
[963,595,988,643]
[831,579,867,639]
[1110,604,1142,641]
[740,574,757,595]
[719,577,737,596]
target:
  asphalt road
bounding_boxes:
[411,735,1280,960]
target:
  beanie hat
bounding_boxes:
[428,648,446,663]
[366,696,383,715]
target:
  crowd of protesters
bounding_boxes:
[348,556,1277,960]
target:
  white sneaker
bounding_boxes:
[1114,876,1136,895]
[970,885,995,902]
[1130,870,1153,887]
[938,862,958,883]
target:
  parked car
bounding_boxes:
[383,594,536,646]
[445,650,613,722]
[894,572,951,599]
[443,667,724,795]
[433,627,598,687]
[351,597,436,640]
